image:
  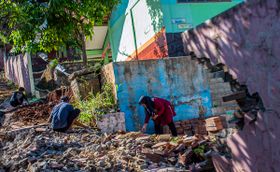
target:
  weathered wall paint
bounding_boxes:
[113,56,212,133]
[4,54,32,93]
[182,0,280,171]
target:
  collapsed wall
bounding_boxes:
[181,0,280,171]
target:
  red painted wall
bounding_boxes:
[127,28,168,61]
[182,0,280,171]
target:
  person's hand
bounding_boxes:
[141,123,147,133]
[152,114,158,120]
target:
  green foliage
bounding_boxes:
[49,59,59,69]
[74,83,117,125]
[6,80,16,88]
[193,145,206,157]
[170,136,180,144]
[0,0,119,54]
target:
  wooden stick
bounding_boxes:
[3,123,49,134]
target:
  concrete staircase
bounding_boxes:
[191,55,243,127]
[190,53,266,130]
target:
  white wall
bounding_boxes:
[86,26,108,50]
[114,0,163,61]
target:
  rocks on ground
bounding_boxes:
[0,128,215,172]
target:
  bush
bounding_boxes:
[74,83,117,126]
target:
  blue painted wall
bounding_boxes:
[113,56,212,133]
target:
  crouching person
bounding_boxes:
[49,96,85,132]
[10,87,29,107]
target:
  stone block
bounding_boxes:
[97,112,126,133]
[205,116,224,132]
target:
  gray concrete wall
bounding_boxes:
[4,54,32,93]
[0,49,4,71]
[181,0,280,171]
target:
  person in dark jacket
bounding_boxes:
[49,96,85,132]
[10,87,29,107]
[139,96,177,136]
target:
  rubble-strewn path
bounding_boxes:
[0,127,214,172]
[0,82,216,171]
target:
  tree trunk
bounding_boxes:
[81,33,87,66]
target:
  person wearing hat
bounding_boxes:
[139,96,177,136]
[48,96,85,132]
[9,87,29,107]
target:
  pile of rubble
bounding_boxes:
[0,127,215,172]
[0,87,73,131]
[7,102,55,127]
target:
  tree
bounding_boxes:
[0,0,119,65]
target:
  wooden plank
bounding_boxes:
[222,90,246,102]
[3,123,49,134]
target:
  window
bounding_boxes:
[178,0,231,3]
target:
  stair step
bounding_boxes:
[212,99,238,107]
[210,78,224,83]
[210,82,231,90]
[209,70,225,79]
[211,106,240,115]
[209,64,224,72]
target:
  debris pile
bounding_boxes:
[9,102,54,126]
[163,118,207,136]
[0,128,215,171]
[1,87,73,131]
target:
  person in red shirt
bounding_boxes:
[139,96,177,136]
